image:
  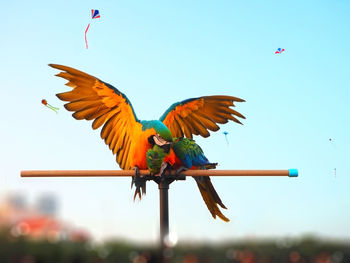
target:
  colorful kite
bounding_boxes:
[275,48,285,54]
[91,9,100,19]
[85,9,100,49]
[42,99,59,114]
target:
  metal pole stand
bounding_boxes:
[155,173,186,262]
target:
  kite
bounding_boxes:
[275,48,285,54]
[41,99,59,114]
[223,131,229,145]
[91,9,100,19]
[85,9,100,49]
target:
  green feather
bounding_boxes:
[172,137,202,159]
[172,137,216,169]
[146,145,167,174]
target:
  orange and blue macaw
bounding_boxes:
[49,64,245,221]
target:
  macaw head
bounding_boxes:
[142,120,173,153]
[148,133,171,153]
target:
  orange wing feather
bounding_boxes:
[161,96,245,139]
[49,64,144,169]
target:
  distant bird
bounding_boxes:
[49,64,245,221]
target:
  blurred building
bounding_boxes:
[0,193,90,242]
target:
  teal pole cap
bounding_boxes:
[288,169,298,177]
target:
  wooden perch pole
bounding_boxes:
[21,168,298,262]
[21,169,298,177]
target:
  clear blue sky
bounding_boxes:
[1,0,350,243]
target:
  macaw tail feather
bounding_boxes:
[203,162,218,170]
[194,176,229,222]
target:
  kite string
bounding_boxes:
[42,99,59,114]
[329,139,337,177]
[47,103,59,111]
[46,104,59,114]
[85,23,90,49]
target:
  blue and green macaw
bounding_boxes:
[147,137,229,221]
[49,64,245,222]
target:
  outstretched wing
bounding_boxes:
[49,64,142,169]
[160,96,245,139]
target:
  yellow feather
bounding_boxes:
[171,119,183,138]
[114,131,127,153]
[223,107,246,119]
[219,112,243,124]
[72,106,102,120]
[85,107,110,120]
[49,64,95,79]
[186,116,210,137]
[182,117,199,136]
[112,126,128,154]
[92,109,120,130]
[192,112,220,132]
[175,116,192,138]
[105,118,125,145]
[112,120,131,152]
[208,95,245,102]
[64,100,101,111]
[120,139,132,168]
[101,114,119,140]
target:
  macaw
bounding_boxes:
[49,64,245,220]
[147,138,229,221]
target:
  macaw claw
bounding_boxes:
[131,166,147,200]
[159,162,169,176]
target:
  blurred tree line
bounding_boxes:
[1,227,350,263]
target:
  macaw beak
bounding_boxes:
[153,134,171,147]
